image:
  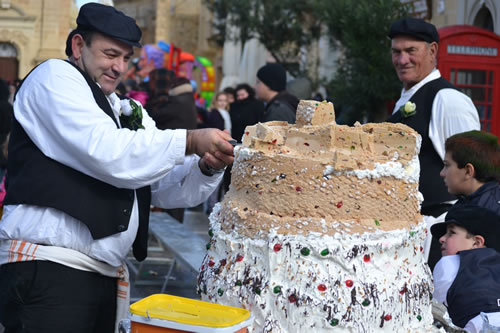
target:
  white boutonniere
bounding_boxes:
[120,99,144,130]
[400,101,416,118]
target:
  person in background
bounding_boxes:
[205,92,231,134]
[146,76,197,131]
[431,204,500,332]
[255,63,299,123]
[230,83,265,143]
[0,3,233,332]
[0,134,8,219]
[440,130,500,215]
[387,17,480,270]
[223,86,236,107]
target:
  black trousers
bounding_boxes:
[0,261,117,333]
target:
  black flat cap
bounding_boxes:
[77,2,142,48]
[388,17,439,44]
[431,204,500,252]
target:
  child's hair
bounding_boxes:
[445,130,500,182]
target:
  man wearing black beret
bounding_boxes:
[0,3,235,332]
[386,17,480,271]
[255,63,299,123]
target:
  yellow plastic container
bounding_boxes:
[129,294,253,333]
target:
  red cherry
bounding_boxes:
[295,186,303,192]
[273,244,282,252]
[288,295,297,303]
[336,201,343,208]
[236,254,244,262]
[363,254,370,262]
[318,284,327,292]
[345,280,353,288]
[208,260,215,267]
[384,314,392,321]
[400,287,407,295]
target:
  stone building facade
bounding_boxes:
[0,0,77,82]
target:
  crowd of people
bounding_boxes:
[0,3,499,333]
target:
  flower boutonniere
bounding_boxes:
[120,99,145,130]
[399,101,417,118]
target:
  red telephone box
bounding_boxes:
[438,25,500,137]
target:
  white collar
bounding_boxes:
[400,68,441,98]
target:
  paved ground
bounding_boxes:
[127,206,210,303]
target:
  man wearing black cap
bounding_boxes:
[255,63,299,123]
[431,204,500,331]
[387,17,480,270]
[0,3,234,332]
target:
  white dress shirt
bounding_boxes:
[0,59,222,267]
[392,69,480,160]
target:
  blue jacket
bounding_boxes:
[454,181,500,216]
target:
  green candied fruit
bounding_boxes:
[330,318,339,326]
[206,242,211,250]
[417,315,422,321]
[235,280,242,286]
[320,249,329,256]
[300,247,311,256]
[409,231,416,237]
[218,288,224,296]
[362,299,371,306]
[273,286,282,294]
[255,287,261,295]
[374,219,380,226]
[208,229,214,237]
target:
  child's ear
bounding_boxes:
[473,235,486,248]
[464,163,476,179]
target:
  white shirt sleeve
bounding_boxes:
[429,89,480,160]
[433,254,460,306]
[151,155,223,209]
[13,59,186,189]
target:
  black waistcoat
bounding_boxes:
[388,77,456,212]
[5,60,151,261]
[446,248,500,328]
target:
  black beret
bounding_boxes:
[431,204,500,252]
[388,17,439,44]
[77,3,142,48]
[257,63,287,92]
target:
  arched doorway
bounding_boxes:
[0,42,18,83]
[473,6,494,32]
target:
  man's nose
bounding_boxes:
[112,57,128,74]
[396,52,410,65]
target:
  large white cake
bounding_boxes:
[198,101,437,332]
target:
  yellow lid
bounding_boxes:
[129,294,250,328]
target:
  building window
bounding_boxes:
[473,6,494,32]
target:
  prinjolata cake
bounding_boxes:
[198,100,438,332]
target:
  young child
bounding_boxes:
[440,130,500,214]
[431,203,500,332]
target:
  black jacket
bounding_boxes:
[230,97,265,143]
[262,91,299,124]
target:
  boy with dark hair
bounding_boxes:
[425,130,500,270]
[431,204,500,332]
[440,130,500,214]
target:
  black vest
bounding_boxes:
[5,60,151,261]
[388,77,456,212]
[447,248,500,328]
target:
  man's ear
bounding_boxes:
[473,234,486,248]
[71,34,85,60]
[464,162,476,179]
[429,41,438,61]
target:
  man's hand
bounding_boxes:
[186,129,234,169]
